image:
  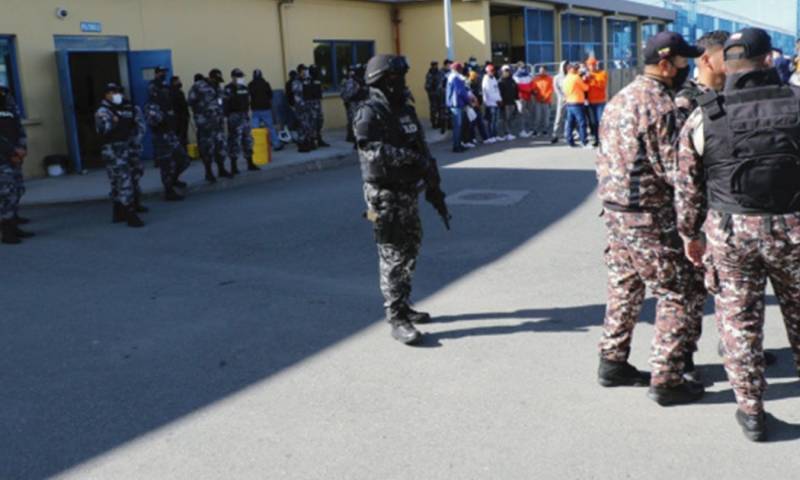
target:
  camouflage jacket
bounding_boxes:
[596,75,679,211]
[673,108,707,242]
[95,99,145,146]
[0,93,26,163]
[188,79,225,126]
[675,80,711,126]
[341,78,368,105]
[291,78,306,107]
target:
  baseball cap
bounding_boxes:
[724,28,773,60]
[643,31,704,65]
[104,82,121,93]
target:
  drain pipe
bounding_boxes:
[444,0,454,60]
[391,6,402,55]
[277,0,292,82]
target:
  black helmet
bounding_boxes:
[231,68,244,78]
[365,54,409,86]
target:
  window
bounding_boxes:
[524,8,556,67]
[313,40,374,92]
[0,36,24,117]
[642,23,665,53]
[561,14,602,63]
[607,20,638,69]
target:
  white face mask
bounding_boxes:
[111,94,123,105]
[237,78,246,85]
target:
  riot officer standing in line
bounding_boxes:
[0,85,30,245]
[224,68,259,174]
[291,64,314,153]
[425,61,443,129]
[306,65,329,148]
[354,54,450,345]
[189,70,232,183]
[94,82,145,228]
[675,28,800,442]
[145,66,190,201]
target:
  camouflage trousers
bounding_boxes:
[599,208,705,387]
[227,112,253,166]
[427,92,443,128]
[345,102,355,142]
[130,150,144,196]
[0,163,20,221]
[101,142,135,206]
[197,121,227,168]
[705,210,800,415]
[153,132,190,190]
[293,103,314,145]
[12,165,24,215]
[309,100,323,140]
[363,183,423,322]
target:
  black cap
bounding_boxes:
[231,68,244,78]
[209,68,222,78]
[430,60,438,66]
[297,64,307,71]
[643,31,704,65]
[104,82,121,94]
[724,28,773,60]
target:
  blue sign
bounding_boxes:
[80,22,103,33]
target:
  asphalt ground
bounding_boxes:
[2,138,799,479]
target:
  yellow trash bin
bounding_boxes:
[187,143,200,160]
[252,128,271,166]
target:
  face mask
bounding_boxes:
[381,74,407,107]
[111,94,123,105]
[672,66,690,90]
[237,78,246,85]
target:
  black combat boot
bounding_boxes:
[406,307,432,324]
[217,161,233,178]
[736,409,767,442]
[317,137,331,148]
[164,189,185,202]
[174,180,188,189]
[112,202,126,223]
[12,218,34,238]
[133,192,149,213]
[298,142,312,153]
[389,319,422,345]
[647,379,705,406]
[598,358,651,387]
[247,158,260,171]
[13,214,30,225]
[1,220,20,244]
[204,163,217,183]
[125,206,145,228]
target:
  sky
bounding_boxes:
[638,0,797,33]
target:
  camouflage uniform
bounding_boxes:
[355,88,431,322]
[145,80,190,192]
[595,75,705,387]
[224,80,254,171]
[188,79,228,171]
[94,98,145,206]
[675,72,800,416]
[0,94,26,222]
[341,77,367,142]
[675,79,712,127]
[291,78,313,146]
[425,67,444,129]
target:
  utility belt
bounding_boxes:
[602,201,665,214]
[710,208,797,235]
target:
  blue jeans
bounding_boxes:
[450,107,463,150]
[588,103,606,145]
[251,109,282,148]
[485,106,499,138]
[565,104,588,146]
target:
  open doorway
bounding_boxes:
[490,5,525,66]
[68,52,125,169]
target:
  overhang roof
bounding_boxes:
[367,0,675,22]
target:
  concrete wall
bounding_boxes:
[2,0,394,177]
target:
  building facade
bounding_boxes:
[0,0,794,178]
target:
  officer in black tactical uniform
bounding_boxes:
[355,54,450,345]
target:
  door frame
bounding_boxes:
[54,35,129,172]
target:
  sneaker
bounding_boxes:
[506,134,516,141]
[485,137,496,144]
[520,130,532,138]
[598,358,651,387]
[550,137,559,144]
[736,409,767,442]
[582,144,594,150]
[462,142,476,149]
[647,380,705,406]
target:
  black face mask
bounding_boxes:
[672,65,691,90]
[379,74,407,107]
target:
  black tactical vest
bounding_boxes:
[227,83,250,113]
[701,70,800,214]
[150,82,177,134]
[358,92,428,187]
[0,100,20,151]
[103,102,136,144]
[303,78,322,101]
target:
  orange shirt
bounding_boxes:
[564,73,589,104]
[587,70,608,104]
[533,74,554,103]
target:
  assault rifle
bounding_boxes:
[412,126,452,230]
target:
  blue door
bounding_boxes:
[127,50,172,161]
[55,50,82,171]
